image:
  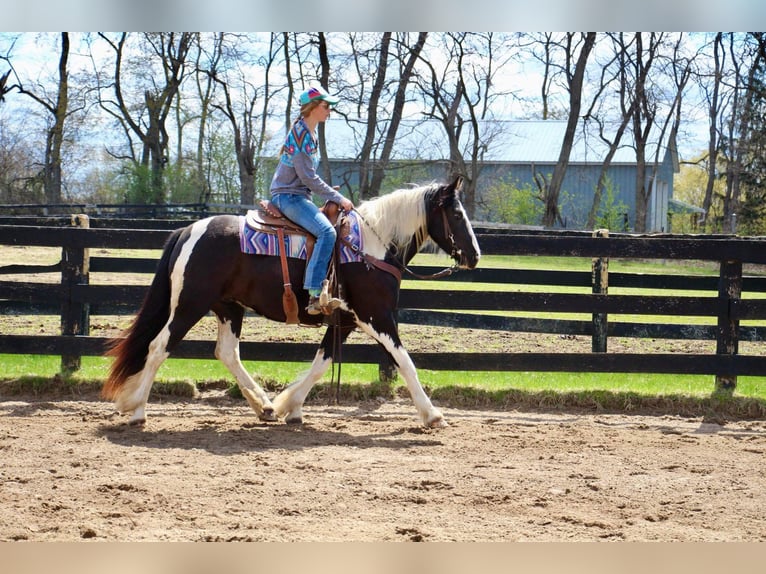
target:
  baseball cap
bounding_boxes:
[299,86,340,107]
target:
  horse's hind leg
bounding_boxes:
[120,301,212,425]
[213,303,276,421]
[117,331,172,426]
[272,325,353,424]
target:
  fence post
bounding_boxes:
[715,259,742,393]
[60,214,90,374]
[591,229,609,352]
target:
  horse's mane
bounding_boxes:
[355,184,433,256]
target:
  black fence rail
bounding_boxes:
[1,215,765,391]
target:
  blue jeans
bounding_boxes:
[271,193,337,294]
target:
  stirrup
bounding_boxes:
[319,279,342,311]
[304,280,342,316]
[306,296,323,315]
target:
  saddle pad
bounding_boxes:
[239,210,364,264]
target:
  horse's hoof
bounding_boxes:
[128,418,146,427]
[426,416,448,429]
[285,415,303,425]
[259,408,278,422]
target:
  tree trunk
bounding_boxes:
[634,145,649,232]
[44,32,69,206]
[316,33,333,185]
[357,32,391,200]
[701,33,724,232]
[369,32,428,197]
[543,33,596,228]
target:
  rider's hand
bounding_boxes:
[340,197,355,212]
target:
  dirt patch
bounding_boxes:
[1,389,765,542]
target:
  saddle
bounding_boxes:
[246,200,345,324]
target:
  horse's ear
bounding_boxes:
[441,176,463,203]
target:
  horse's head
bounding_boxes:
[427,177,481,269]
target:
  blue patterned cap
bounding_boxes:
[299,86,339,106]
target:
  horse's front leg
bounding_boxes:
[272,323,354,424]
[356,319,446,428]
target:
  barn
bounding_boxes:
[322,119,679,232]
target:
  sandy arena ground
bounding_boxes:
[1,389,764,542]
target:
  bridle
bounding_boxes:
[437,195,465,264]
[350,194,465,281]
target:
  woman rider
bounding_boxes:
[269,86,355,315]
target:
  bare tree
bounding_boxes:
[356,32,390,198]
[0,69,11,102]
[416,32,511,217]
[96,32,193,203]
[718,33,765,233]
[584,34,638,229]
[524,32,558,120]
[205,33,280,205]
[3,33,82,205]
[626,32,665,233]
[367,33,428,197]
[697,33,727,230]
[541,32,597,227]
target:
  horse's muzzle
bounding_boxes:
[457,249,480,270]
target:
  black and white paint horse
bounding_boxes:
[103,177,481,428]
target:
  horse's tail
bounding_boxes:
[101,227,184,400]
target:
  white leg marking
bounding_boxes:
[117,331,170,423]
[215,318,275,420]
[355,320,445,428]
[272,349,333,423]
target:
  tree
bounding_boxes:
[716,33,766,234]
[0,114,41,202]
[96,32,193,203]
[0,69,10,102]
[202,33,278,205]
[2,33,82,205]
[731,33,766,234]
[627,32,666,233]
[697,32,726,231]
[585,33,639,229]
[541,32,596,227]
[367,33,427,198]
[416,32,512,217]
[355,32,392,199]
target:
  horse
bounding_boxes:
[102,177,481,428]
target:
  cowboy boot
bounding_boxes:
[318,279,342,313]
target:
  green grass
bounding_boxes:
[2,353,765,420]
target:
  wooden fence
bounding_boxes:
[1,215,766,391]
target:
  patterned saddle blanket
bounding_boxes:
[239,208,365,264]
